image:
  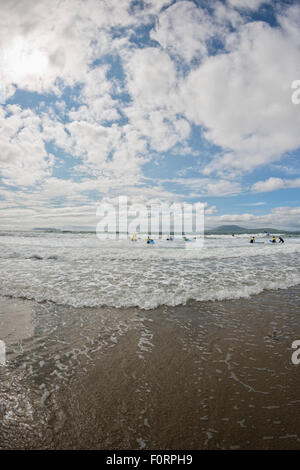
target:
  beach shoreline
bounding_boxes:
[1,286,300,450]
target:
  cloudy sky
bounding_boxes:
[1,0,300,230]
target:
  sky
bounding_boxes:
[1,0,300,230]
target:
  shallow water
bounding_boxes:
[0,286,300,449]
[0,231,299,309]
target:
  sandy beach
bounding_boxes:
[1,286,300,450]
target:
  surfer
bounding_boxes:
[250,236,255,244]
[271,236,276,243]
[278,236,284,243]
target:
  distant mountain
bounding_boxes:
[211,225,247,233]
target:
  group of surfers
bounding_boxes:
[130,234,191,244]
[250,235,284,244]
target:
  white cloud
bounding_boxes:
[125,47,177,109]
[71,66,120,123]
[179,7,300,175]
[0,0,155,97]
[204,203,217,215]
[1,195,299,231]
[150,1,218,63]
[123,46,192,152]
[162,177,242,196]
[150,1,244,63]
[227,0,270,11]
[1,0,300,227]
[252,177,300,193]
[0,105,53,186]
[240,202,266,206]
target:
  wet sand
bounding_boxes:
[0,287,300,450]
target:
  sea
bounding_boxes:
[1,230,300,449]
[0,230,299,309]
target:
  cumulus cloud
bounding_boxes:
[162,177,242,197]
[252,177,300,193]
[179,11,300,175]
[123,46,192,152]
[0,105,53,186]
[227,0,271,11]
[125,47,178,108]
[0,0,300,229]
[0,0,143,94]
[150,1,221,63]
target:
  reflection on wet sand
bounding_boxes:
[0,288,300,450]
[0,298,34,346]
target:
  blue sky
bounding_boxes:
[1,0,300,229]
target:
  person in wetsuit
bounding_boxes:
[250,236,255,243]
[278,236,284,243]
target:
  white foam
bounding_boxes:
[0,232,299,309]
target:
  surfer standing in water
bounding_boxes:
[278,236,284,243]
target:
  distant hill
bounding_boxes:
[207,225,289,234]
[210,225,247,233]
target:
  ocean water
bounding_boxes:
[0,231,299,309]
[1,231,300,449]
[1,289,300,449]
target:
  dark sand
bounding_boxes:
[0,286,300,450]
